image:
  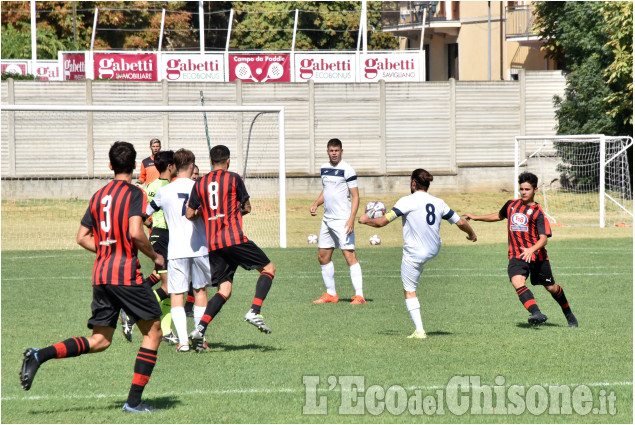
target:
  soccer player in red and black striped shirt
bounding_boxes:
[20,142,167,413]
[463,172,578,327]
[186,145,276,351]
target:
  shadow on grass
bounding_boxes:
[28,396,181,414]
[339,298,374,303]
[377,330,453,337]
[426,331,453,336]
[515,322,560,329]
[213,342,281,352]
[108,395,181,411]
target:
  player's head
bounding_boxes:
[109,141,137,175]
[192,164,200,180]
[411,168,433,193]
[149,138,161,155]
[154,150,175,173]
[326,138,343,165]
[210,145,231,169]
[174,148,195,174]
[518,172,538,202]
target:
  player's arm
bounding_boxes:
[462,212,503,222]
[455,217,477,242]
[240,199,252,216]
[520,234,548,263]
[344,187,360,234]
[136,162,146,186]
[186,184,202,220]
[76,224,96,253]
[310,190,324,216]
[129,215,164,269]
[358,213,389,228]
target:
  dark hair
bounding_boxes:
[109,141,137,175]
[411,168,434,191]
[518,172,538,188]
[149,138,161,146]
[154,150,174,173]
[327,138,342,149]
[174,149,195,171]
[193,164,199,171]
[210,145,230,165]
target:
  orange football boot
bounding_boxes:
[313,292,339,304]
[350,295,366,305]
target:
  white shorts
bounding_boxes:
[318,218,355,250]
[167,255,211,294]
[401,255,432,292]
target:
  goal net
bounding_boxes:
[1,105,286,250]
[515,135,633,227]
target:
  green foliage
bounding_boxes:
[1,72,36,81]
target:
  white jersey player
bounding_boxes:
[146,149,211,352]
[359,169,477,338]
[310,138,365,305]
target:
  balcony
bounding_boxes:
[506,4,540,43]
[381,1,461,37]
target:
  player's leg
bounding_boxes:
[192,255,211,329]
[536,262,578,327]
[314,220,338,303]
[150,228,174,343]
[401,256,426,339]
[342,248,364,304]
[508,260,547,325]
[167,258,191,351]
[184,283,195,317]
[120,273,159,342]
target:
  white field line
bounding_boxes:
[287,272,632,279]
[2,381,632,402]
[2,252,88,261]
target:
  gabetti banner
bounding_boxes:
[161,54,224,82]
[34,60,62,81]
[294,53,356,83]
[93,53,158,81]
[59,52,87,80]
[229,54,290,83]
[1,61,29,76]
[360,52,425,82]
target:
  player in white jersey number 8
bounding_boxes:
[359,169,477,339]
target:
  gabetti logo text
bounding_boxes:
[97,55,155,80]
[36,65,60,81]
[364,57,416,79]
[298,58,352,80]
[165,58,221,80]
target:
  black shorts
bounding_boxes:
[87,283,162,329]
[209,241,271,286]
[507,259,555,286]
[149,227,169,270]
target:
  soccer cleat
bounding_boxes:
[20,348,41,391]
[528,311,548,326]
[189,329,207,353]
[122,402,161,413]
[312,292,339,304]
[350,295,366,305]
[161,331,178,344]
[176,343,190,352]
[244,309,272,334]
[566,313,578,328]
[119,310,133,342]
[407,330,427,339]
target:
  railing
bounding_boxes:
[380,1,459,29]
[506,4,537,38]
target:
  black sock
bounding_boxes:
[37,337,90,363]
[516,285,540,314]
[155,287,168,301]
[250,272,274,314]
[185,285,194,313]
[550,285,572,315]
[126,347,157,407]
[197,293,228,334]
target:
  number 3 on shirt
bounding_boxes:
[100,195,112,232]
[208,182,219,210]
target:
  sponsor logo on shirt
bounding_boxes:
[510,213,529,232]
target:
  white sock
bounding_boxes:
[170,306,188,345]
[321,261,336,296]
[405,297,424,332]
[349,262,363,297]
[193,305,206,327]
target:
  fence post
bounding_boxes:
[235,79,244,174]
[379,79,387,175]
[519,68,526,137]
[309,79,315,174]
[449,78,457,174]
[86,79,94,178]
[162,79,169,149]
[7,78,16,177]
[599,134,606,228]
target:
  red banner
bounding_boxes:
[93,53,158,81]
[1,62,28,76]
[61,53,87,80]
[229,54,290,83]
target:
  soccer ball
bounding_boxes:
[365,201,386,218]
[307,234,318,244]
[369,235,381,245]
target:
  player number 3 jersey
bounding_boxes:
[320,160,358,220]
[499,199,551,261]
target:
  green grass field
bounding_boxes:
[1,234,632,422]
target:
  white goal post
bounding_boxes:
[1,104,287,249]
[514,135,633,228]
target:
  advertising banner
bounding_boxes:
[1,61,29,76]
[359,52,425,82]
[294,53,356,83]
[59,52,87,80]
[229,54,290,83]
[161,54,224,82]
[34,60,62,81]
[93,53,158,81]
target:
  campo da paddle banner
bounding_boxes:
[229,54,291,83]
